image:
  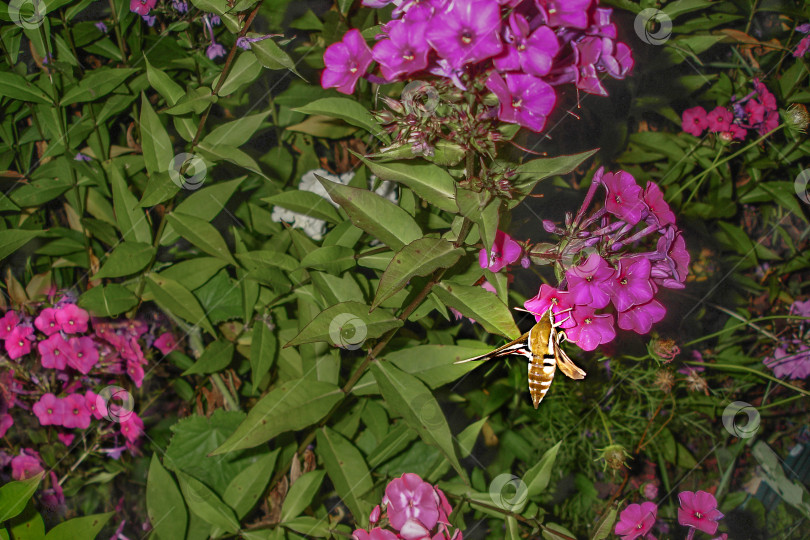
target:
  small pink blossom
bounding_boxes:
[0,413,13,438]
[524,284,574,328]
[601,170,647,225]
[62,393,91,429]
[384,473,441,531]
[39,333,70,370]
[57,432,75,446]
[677,490,724,536]
[643,182,676,227]
[322,29,374,94]
[617,299,666,335]
[11,450,43,480]
[130,0,156,16]
[5,325,33,359]
[352,529,398,540]
[120,413,144,443]
[605,257,655,312]
[706,106,733,132]
[34,307,61,336]
[153,332,178,355]
[66,336,99,374]
[566,306,615,351]
[479,230,522,272]
[85,390,107,420]
[127,359,145,388]
[33,393,64,426]
[614,501,657,540]
[0,310,19,339]
[565,253,614,309]
[55,304,89,334]
[643,482,659,500]
[682,106,708,136]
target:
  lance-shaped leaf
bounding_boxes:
[0,473,44,521]
[372,238,463,311]
[147,454,188,540]
[0,229,44,260]
[523,441,561,496]
[145,56,184,106]
[513,149,598,192]
[140,93,174,177]
[590,504,618,540]
[249,322,276,389]
[211,379,343,455]
[353,154,456,212]
[202,111,271,148]
[0,72,52,104]
[175,472,239,533]
[293,98,388,143]
[299,245,356,275]
[77,284,139,317]
[262,191,342,224]
[280,470,325,522]
[109,163,151,244]
[370,362,466,479]
[94,242,155,279]
[182,339,234,376]
[223,449,279,519]
[43,513,114,540]
[316,175,421,250]
[433,282,519,339]
[145,274,215,336]
[167,212,236,265]
[285,301,402,349]
[316,427,374,524]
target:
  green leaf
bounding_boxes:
[249,321,276,389]
[7,501,45,540]
[280,470,325,522]
[354,155,456,212]
[0,473,44,522]
[0,229,44,260]
[175,472,239,533]
[506,516,521,540]
[43,513,113,540]
[383,344,491,389]
[159,257,228,291]
[197,143,264,177]
[542,523,577,540]
[8,177,71,208]
[162,177,245,245]
[370,362,465,479]
[77,284,139,317]
[139,171,180,207]
[366,423,418,467]
[316,427,374,524]
[299,245,356,274]
[201,111,270,148]
[167,212,236,265]
[145,274,215,336]
[456,416,488,458]
[316,175,421,250]
[373,238,463,310]
[165,87,217,115]
[140,93,174,177]
[590,504,618,540]
[433,282,519,339]
[282,517,332,538]
[285,301,402,348]
[223,450,279,519]
[182,339,234,376]
[94,242,155,279]
[262,191,342,224]
[216,52,262,96]
[251,38,298,73]
[145,56,185,106]
[513,149,599,194]
[108,163,151,244]
[147,454,188,540]
[211,380,343,454]
[0,72,52,104]
[523,441,561,497]
[293,98,388,143]
[60,68,136,106]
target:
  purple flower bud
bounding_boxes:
[95,21,108,33]
[206,42,226,60]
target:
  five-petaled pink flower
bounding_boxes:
[485,72,556,133]
[614,501,657,540]
[383,473,441,531]
[11,450,43,480]
[479,230,522,272]
[682,106,708,136]
[154,332,178,355]
[565,253,614,309]
[678,490,724,536]
[33,393,65,426]
[130,0,157,16]
[55,304,89,334]
[5,325,33,359]
[566,305,615,351]
[604,257,655,312]
[62,393,92,430]
[0,310,20,339]
[524,284,575,328]
[34,307,61,336]
[39,334,70,370]
[322,29,374,95]
[120,413,144,443]
[601,170,646,225]
[426,0,503,69]
[67,336,100,374]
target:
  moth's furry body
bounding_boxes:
[456,309,586,408]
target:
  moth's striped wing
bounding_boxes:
[454,330,531,364]
[555,344,586,380]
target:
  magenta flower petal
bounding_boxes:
[373,20,430,81]
[536,0,592,29]
[524,284,574,328]
[567,306,615,351]
[565,253,615,309]
[66,336,100,374]
[5,326,33,359]
[614,501,657,540]
[601,170,646,225]
[682,106,708,136]
[485,72,556,132]
[479,230,522,272]
[321,29,374,94]
[0,310,20,339]
[130,0,156,16]
[34,307,61,336]
[426,0,502,69]
[38,333,70,370]
[605,257,655,312]
[384,473,441,531]
[120,413,144,443]
[55,304,89,334]
[33,393,65,426]
[617,299,666,334]
[62,393,92,430]
[678,490,723,535]
[707,106,733,132]
[643,182,676,226]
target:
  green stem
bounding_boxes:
[107,0,128,62]
[212,374,240,412]
[596,407,614,445]
[689,361,810,397]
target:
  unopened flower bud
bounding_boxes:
[786,103,809,133]
[369,505,381,524]
[599,444,631,471]
[380,95,406,115]
[543,220,559,233]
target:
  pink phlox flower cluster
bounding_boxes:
[325,0,634,132]
[681,79,778,140]
[353,473,462,540]
[524,168,688,351]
